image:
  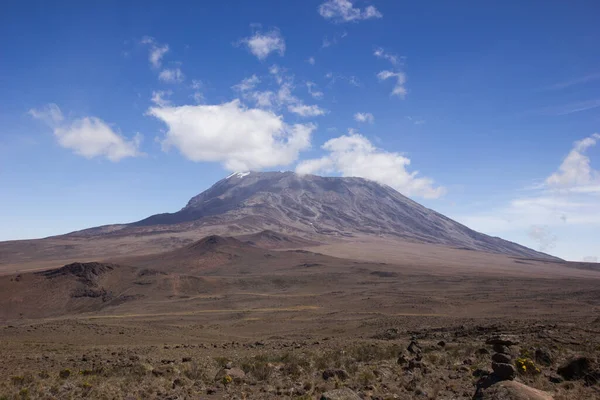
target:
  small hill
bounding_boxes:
[0,261,211,319]
[236,230,320,249]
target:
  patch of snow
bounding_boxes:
[226,171,251,179]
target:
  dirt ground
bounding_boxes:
[1,239,600,399]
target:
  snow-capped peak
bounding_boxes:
[226,171,251,179]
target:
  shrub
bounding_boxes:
[59,369,71,379]
[515,357,540,375]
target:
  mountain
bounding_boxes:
[0,171,557,271]
[124,171,554,259]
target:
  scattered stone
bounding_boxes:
[492,362,516,381]
[557,357,591,380]
[546,373,563,384]
[473,368,490,377]
[437,340,446,347]
[225,361,233,369]
[407,340,422,355]
[397,353,409,365]
[492,353,512,364]
[486,335,519,346]
[493,344,509,354]
[477,348,491,355]
[534,348,553,366]
[322,369,349,381]
[320,387,361,400]
[407,359,424,370]
[172,378,183,388]
[182,357,192,363]
[206,387,217,395]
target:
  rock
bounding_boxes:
[182,357,192,363]
[534,348,553,366]
[407,340,422,355]
[557,357,591,380]
[492,362,516,381]
[492,353,513,364]
[206,387,217,395]
[438,340,446,347]
[493,344,509,354]
[407,359,424,370]
[486,335,519,346]
[225,361,233,369]
[546,373,563,384]
[473,368,490,377]
[477,380,554,400]
[172,378,183,388]
[397,353,409,364]
[477,348,491,355]
[320,387,361,400]
[322,369,349,381]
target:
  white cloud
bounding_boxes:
[288,104,327,117]
[30,104,142,161]
[236,69,327,117]
[151,90,172,107]
[307,57,316,65]
[159,68,184,83]
[190,80,204,103]
[296,132,445,199]
[240,28,286,60]
[454,133,600,260]
[546,133,600,188]
[374,47,399,65]
[148,99,315,171]
[306,82,324,99]
[141,36,169,68]
[233,75,261,92]
[318,0,382,22]
[377,70,407,97]
[28,103,63,125]
[354,112,374,123]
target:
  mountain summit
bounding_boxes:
[124,171,552,260]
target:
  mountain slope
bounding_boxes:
[125,171,554,260]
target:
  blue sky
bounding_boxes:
[1,0,599,261]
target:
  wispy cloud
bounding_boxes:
[318,0,382,23]
[354,112,374,123]
[455,133,600,260]
[141,36,169,68]
[239,28,286,60]
[377,70,407,97]
[544,72,600,91]
[306,81,323,99]
[159,68,184,83]
[374,47,400,66]
[406,116,425,125]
